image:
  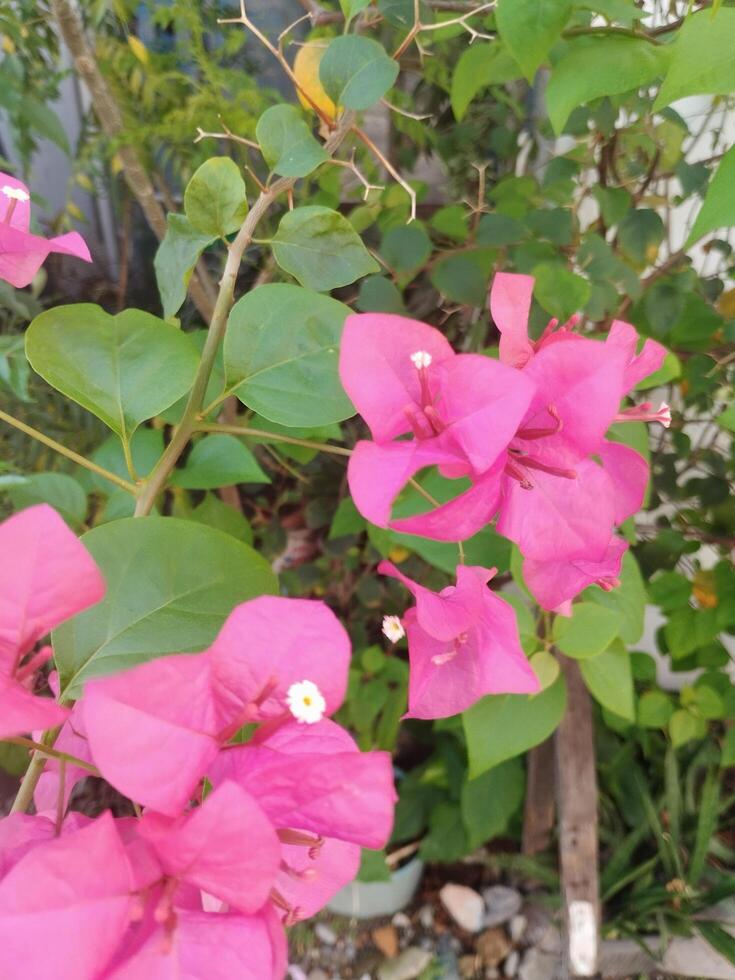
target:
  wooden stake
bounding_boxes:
[555,656,601,978]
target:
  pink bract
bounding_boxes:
[0,504,105,738]
[82,596,351,815]
[339,312,535,537]
[0,171,92,288]
[209,719,396,920]
[380,561,539,718]
[0,813,133,980]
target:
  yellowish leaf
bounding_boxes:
[127,34,149,65]
[293,42,338,121]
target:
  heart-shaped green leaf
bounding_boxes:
[54,516,277,699]
[272,206,379,291]
[171,434,270,489]
[184,157,248,237]
[319,35,399,110]
[25,304,199,442]
[256,105,328,178]
[224,283,355,426]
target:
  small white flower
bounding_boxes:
[1,185,30,203]
[410,350,432,370]
[286,679,326,724]
[382,615,405,643]
[658,402,672,428]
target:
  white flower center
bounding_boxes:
[658,402,672,428]
[410,350,432,370]
[382,615,405,643]
[286,679,326,724]
[1,185,30,203]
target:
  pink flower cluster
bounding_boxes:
[340,272,668,715]
[0,506,395,980]
[0,171,91,288]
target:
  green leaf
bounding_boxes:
[585,551,646,644]
[687,144,735,246]
[85,428,164,496]
[430,253,486,306]
[477,212,525,246]
[463,674,567,778]
[357,848,391,882]
[6,472,87,528]
[224,283,355,426]
[669,708,706,748]
[329,496,365,539]
[637,690,674,729]
[0,333,31,402]
[654,8,735,110]
[553,601,621,659]
[717,401,735,434]
[272,206,379,291]
[546,36,668,133]
[461,758,525,849]
[357,275,406,314]
[189,493,253,545]
[319,36,399,110]
[450,43,523,120]
[171,434,269,489]
[380,223,431,276]
[154,213,215,319]
[579,639,634,721]
[722,727,735,767]
[421,801,469,863]
[496,0,572,81]
[54,516,277,699]
[25,305,199,443]
[430,205,469,242]
[618,208,665,265]
[696,921,735,968]
[341,0,373,21]
[533,263,590,320]
[256,105,328,178]
[20,96,70,153]
[184,157,248,237]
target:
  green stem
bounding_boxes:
[195,422,352,457]
[121,435,139,482]
[562,24,663,45]
[133,112,356,517]
[10,726,61,814]
[0,409,138,494]
[7,736,100,776]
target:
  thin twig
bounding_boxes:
[196,422,352,457]
[134,111,356,516]
[7,736,100,776]
[0,409,138,494]
[194,125,259,150]
[353,125,417,222]
[218,1,336,130]
[327,153,384,200]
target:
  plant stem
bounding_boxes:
[133,113,355,517]
[6,736,100,776]
[195,422,352,457]
[9,726,61,814]
[0,409,137,494]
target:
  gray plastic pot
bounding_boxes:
[327,855,424,919]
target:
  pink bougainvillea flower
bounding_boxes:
[517,441,649,609]
[339,312,535,537]
[379,561,539,719]
[135,780,281,917]
[391,273,667,556]
[0,813,133,980]
[0,172,91,288]
[105,906,287,980]
[209,719,396,922]
[523,536,629,612]
[82,596,351,815]
[0,504,105,738]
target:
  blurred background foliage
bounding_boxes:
[1,0,735,953]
